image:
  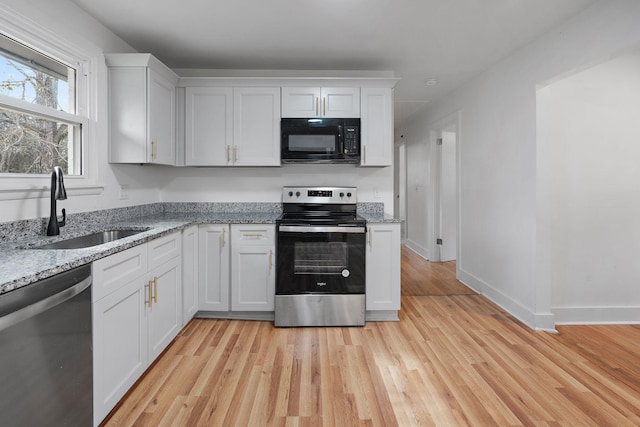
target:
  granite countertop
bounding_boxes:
[0,204,398,296]
[0,211,281,296]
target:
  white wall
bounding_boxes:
[403,119,429,256]
[404,0,640,329]
[539,50,640,324]
[0,0,395,225]
[0,0,163,223]
[158,164,394,212]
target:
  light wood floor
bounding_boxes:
[103,246,640,426]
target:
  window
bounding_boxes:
[0,34,83,176]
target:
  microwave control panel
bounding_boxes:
[343,126,359,155]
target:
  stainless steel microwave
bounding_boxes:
[281,118,360,164]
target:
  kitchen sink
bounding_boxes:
[33,229,148,250]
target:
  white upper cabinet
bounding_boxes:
[184,87,233,166]
[233,87,281,166]
[281,87,360,118]
[106,54,179,165]
[360,87,394,167]
[181,86,280,166]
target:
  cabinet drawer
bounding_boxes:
[231,225,275,246]
[148,231,181,270]
[93,244,147,302]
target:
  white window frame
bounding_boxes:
[0,7,102,201]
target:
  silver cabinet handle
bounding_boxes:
[269,249,273,270]
[368,229,373,249]
[323,97,326,116]
[315,97,319,116]
[226,145,231,163]
[221,228,226,247]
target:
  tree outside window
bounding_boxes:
[0,34,81,176]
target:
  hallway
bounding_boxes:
[401,245,475,296]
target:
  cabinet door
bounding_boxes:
[93,278,148,425]
[231,245,275,311]
[147,257,182,361]
[185,87,233,166]
[281,86,321,117]
[366,223,401,311]
[321,87,360,118]
[360,87,393,166]
[182,225,199,324]
[148,67,176,165]
[233,87,281,166]
[198,225,230,311]
[281,87,360,118]
[231,225,275,311]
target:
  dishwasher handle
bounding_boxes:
[0,265,92,332]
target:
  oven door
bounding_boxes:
[276,225,365,294]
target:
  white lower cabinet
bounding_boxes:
[93,276,147,427]
[231,224,275,311]
[92,232,182,426]
[147,256,182,361]
[197,224,275,313]
[182,225,199,323]
[366,223,401,314]
[198,224,230,311]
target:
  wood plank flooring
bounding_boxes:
[400,246,475,296]
[102,246,640,426]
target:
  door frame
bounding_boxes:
[427,112,461,267]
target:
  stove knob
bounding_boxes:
[347,192,352,198]
[288,191,293,197]
[339,192,345,198]
[296,191,301,197]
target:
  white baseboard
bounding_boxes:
[404,239,429,259]
[553,306,640,325]
[457,268,556,332]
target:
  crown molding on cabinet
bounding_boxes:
[177,76,400,88]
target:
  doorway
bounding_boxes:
[433,129,457,262]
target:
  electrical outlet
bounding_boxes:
[373,186,380,198]
[119,184,129,200]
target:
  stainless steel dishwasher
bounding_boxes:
[0,264,92,426]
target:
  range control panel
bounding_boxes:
[282,186,357,204]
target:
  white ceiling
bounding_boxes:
[71,0,596,128]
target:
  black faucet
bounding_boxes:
[47,166,67,236]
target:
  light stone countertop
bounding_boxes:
[0,206,399,296]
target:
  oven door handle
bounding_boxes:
[278,225,366,234]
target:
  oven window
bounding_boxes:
[294,241,347,274]
[288,135,336,153]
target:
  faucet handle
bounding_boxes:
[59,208,66,228]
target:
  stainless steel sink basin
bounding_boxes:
[34,229,148,249]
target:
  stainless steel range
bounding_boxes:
[275,186,366,327]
